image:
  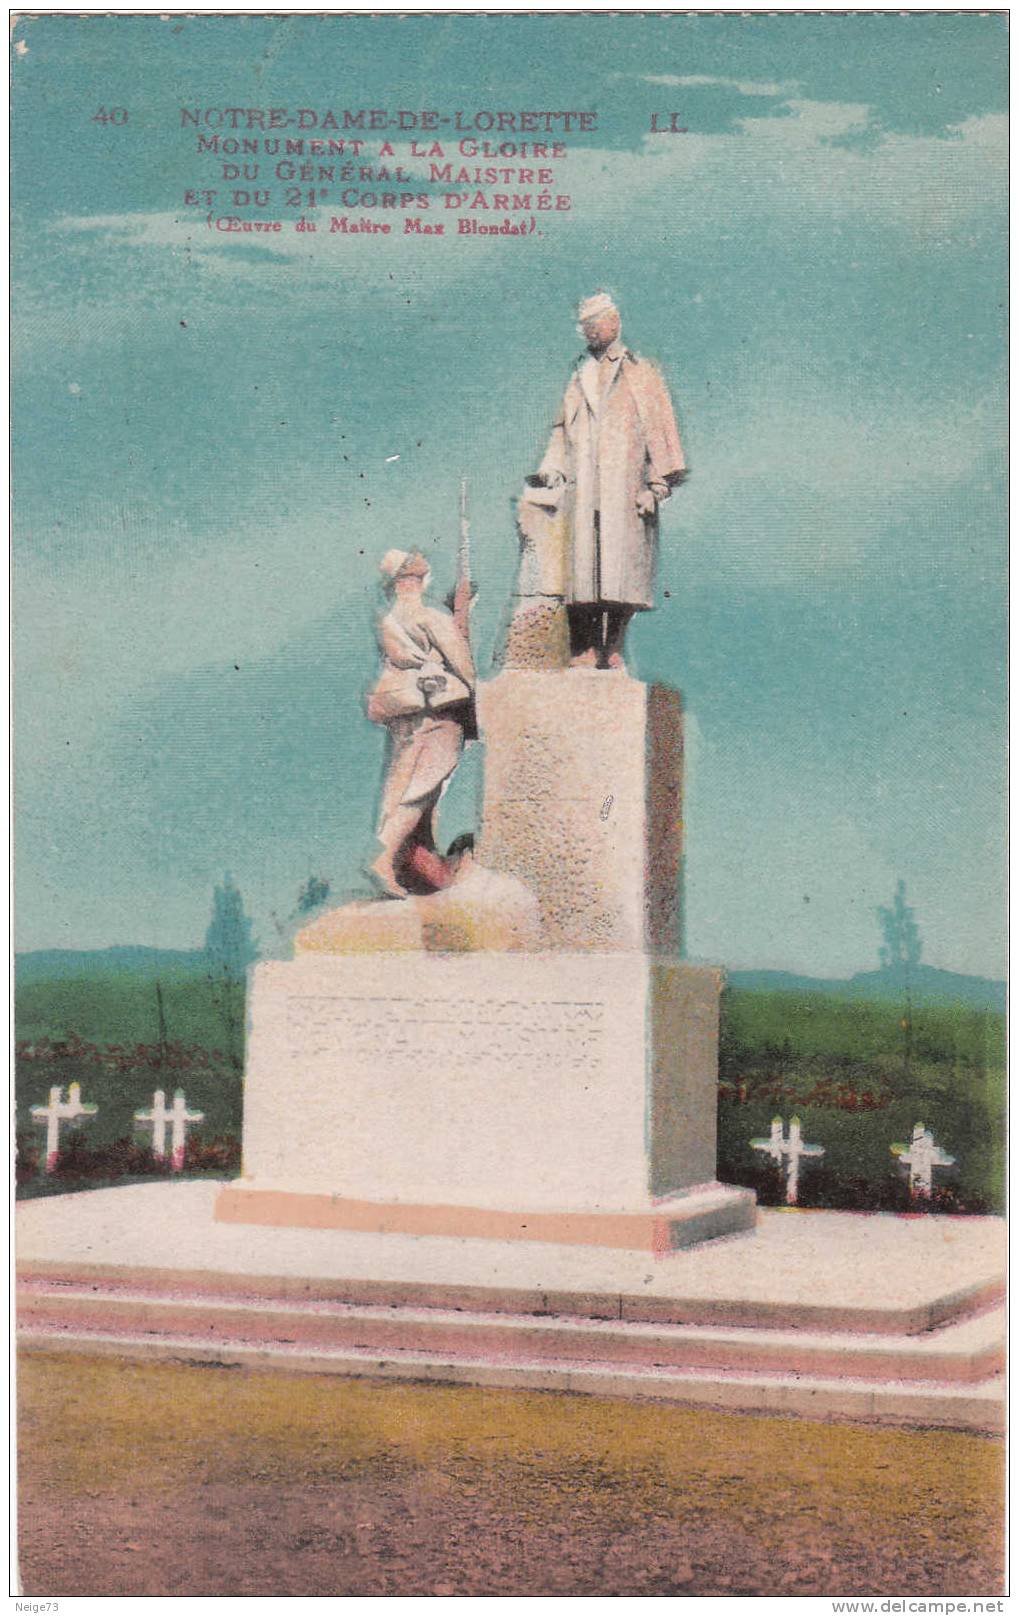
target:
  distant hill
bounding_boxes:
[727,964,1005,1013]
[14,947,1006,1013]
[15,946,207,986]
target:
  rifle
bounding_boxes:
[451,476,478,740]
[453,474,473,637]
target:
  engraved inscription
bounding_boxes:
[287,995,604,1076]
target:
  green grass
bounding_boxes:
[721,986,1003,1075]
[16,965,230,1049]
[16,968,245,1155]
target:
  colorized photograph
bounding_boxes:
[12,9,1007,1599]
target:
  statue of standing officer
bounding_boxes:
[533,292,686,669]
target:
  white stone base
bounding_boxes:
[215,1179,755,1253]
[231,950,743,1247]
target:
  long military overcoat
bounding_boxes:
[538,346,685,609]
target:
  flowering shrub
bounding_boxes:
[52,1130,166,1181]
[718,1080,891,1113]
[17,1128,242,1196]
[183,1133,241,1173]
[16,1034,224,1078]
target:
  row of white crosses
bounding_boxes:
[751,1115,956,1204]
[28,1085,204,1175]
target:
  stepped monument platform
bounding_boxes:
[17,1182,1005,1432]
[16,669,1005,1431]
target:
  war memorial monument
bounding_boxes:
[18,295,1004,1433]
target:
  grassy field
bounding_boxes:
[15,965,244,1191]
[717,987,1005,1210]
[721,985,1001,1073]
[16,963,233,1050]
[15,967,1006,1209]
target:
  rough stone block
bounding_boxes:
[294,865,543,955]
[477,670,682,952]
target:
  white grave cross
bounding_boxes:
[891,1123,955,1198]
[169,1089,204,1171]
[751,1115,825,1205]
[136,1088,204,1169]
[29,1082,98,1173]
[134,1089,173,1161]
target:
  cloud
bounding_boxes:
[47,185,510,291]
[637,73,798,98]
[52,209,328,277]
[701,373,1000,498]
[14,445,508,769]
[564,105,1005,239]
[56,209,294,256]
[16,504,370,720]
[47,134,486,277]
[757,97,872,141]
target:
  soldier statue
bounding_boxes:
[533,292,686,669]
[365,549,475,897]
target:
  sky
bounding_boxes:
[11,12,1007,976]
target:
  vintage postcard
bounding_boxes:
[13,9,1007,1601]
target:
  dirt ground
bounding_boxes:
[17,1351,1004,1597]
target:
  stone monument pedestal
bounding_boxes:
[478,670,683,952]
[216,668,755,1253]
[216,950,753,1251]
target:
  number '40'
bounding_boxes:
[92,107,129,125]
